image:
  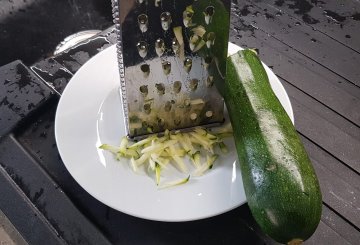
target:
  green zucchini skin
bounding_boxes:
[224,50,322,244]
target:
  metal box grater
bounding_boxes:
[112,0,231,138]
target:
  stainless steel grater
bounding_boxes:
[112,0,231,138]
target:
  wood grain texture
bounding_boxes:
[233,1,360,86]
[262,0,360,53]
[229,19,360,126]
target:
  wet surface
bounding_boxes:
[0,61,53,137]
[323,10,347,23]
[31,58,73,95]
[0,135,109,245]
[53,34,115,73]
[0,0,112,66]
[261,0,360,52]
[232,0,360,86]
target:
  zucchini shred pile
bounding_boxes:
[99,126,232,188]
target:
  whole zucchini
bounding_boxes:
[224,50,322,244]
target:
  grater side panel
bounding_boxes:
[114,0,231,138]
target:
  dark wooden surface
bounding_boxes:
[0,0,359,244]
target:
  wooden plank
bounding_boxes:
[229,13,360,127]
[301,136,360,192]
[31,58,73,95]
[321,205,360,245]
[0,61,54,137]
[301,136,360,228]
[232,1,360,87]
[260,0,360,53]
[283,81,360,173]
[0,166,65,245]
[306,221,352,245]
[0,135,113,245]
[314,160,360,228]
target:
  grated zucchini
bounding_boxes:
[99,126,232,188]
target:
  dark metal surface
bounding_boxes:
[1,0,359,244]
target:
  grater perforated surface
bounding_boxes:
[112,0,231,138]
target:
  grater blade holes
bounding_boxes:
[160,12,172,31]
[136,41,148,58]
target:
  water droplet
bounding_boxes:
[264,13,274,19]
[155,0,161,7]
[323,10,346,22]
[352,13,360,21]
[39,132,47,138]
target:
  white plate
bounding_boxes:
[55,43,294,222]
